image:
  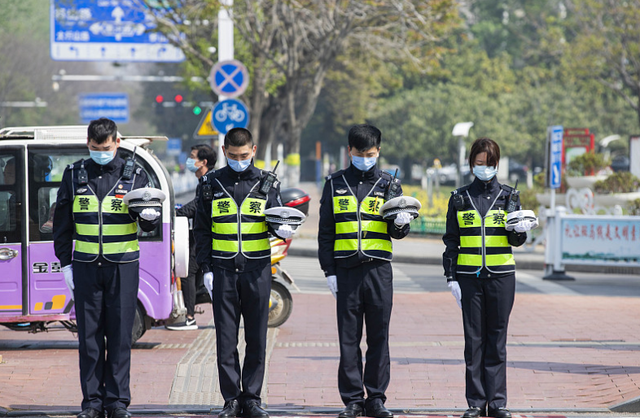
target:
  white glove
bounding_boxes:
[447,281,462,309]
[203,272,214,299]
[326,275,338,298]
[513,219,538,233]
[140,208,160,221]
[276,224,294,239]
[394,212,413,227]
[62,265,74,294]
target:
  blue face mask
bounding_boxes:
[228,158,251,172]
[186,158,199,173]
[90,150,115,166]
[352,155,377,172]
[473,165,498,181]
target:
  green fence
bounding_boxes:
[411,216,447,235]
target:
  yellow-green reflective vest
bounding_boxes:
[456,190,515,275]
[331,175,392,261]
[210,179,270,260]
[72,171,139,263]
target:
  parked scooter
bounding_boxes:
[194,187,310,328]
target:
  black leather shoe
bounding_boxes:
[365,399,393,418]
[488,408,511,418]
[108,409,131,418]
[243,400,269,418]
[218,400,242,418]
[77,408,103,418]
[462,407,483,418]
[338,403,364,418]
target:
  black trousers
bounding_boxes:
[181,241,199,317]
[458,273,516,411]
[212,262,271,403]
[73,260,140,414]
[336,260,393,407]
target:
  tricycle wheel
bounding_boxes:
[131,304,147,343]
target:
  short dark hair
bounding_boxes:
[87,118,118,144]
[348,124,381,152]
[469,137,501,168]
[224,128,253,148]
[191,144,217,170]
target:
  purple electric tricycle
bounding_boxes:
[0,126,190,342]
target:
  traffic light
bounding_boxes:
[155,95,164,114]
[174,94,184,113]
[193,105,202,116]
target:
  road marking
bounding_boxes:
[516,270,580,295]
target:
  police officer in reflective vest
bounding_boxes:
[443,138,533,418]
[194,128,290,418]
[318,124,411,418]
[53,118,161,418]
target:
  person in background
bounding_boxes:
[166,144,217,330]
[442,137,535,418]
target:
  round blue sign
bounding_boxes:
[212,99,250,134]
[209,60,250,98]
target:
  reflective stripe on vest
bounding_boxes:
[456,190,515,275]
[331,175,392,261]
[72,180,139,263]
[210,180,270,260]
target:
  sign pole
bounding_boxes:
[217,0,234,168]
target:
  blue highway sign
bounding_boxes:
[209,60,249,98]
[79,93,129,124]
[50,0,185,62]
[212,99,249,135]
[549,125,563,189]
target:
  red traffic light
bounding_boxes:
[174,94,183,103]
[155,95,164,103]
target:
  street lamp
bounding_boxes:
[452,122,474,187]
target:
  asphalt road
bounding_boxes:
[279,256,640,298]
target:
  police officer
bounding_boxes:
[318,124,412,418]
[166,144,217,331]
[53,118,161,418]
[194,128,290,418]
[442,137,535,418]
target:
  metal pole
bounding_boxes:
[217,0,234,168]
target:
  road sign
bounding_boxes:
[209,60,249,98]
[193,109,219,139]
[212,99,249,135]
[50,0,185,62]
[548,125,563,189]
[79,93,129,123]
[166,138,181,156]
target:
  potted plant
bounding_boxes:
[565,152,611,188]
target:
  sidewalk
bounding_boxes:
[3,290,640,415]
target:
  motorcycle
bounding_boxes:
[195,187,310,328]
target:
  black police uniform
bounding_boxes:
[318,164,409,409]
[193,164,282,407]
[176,183,202,316]
[442,176,526,414]
[53,155,159,415]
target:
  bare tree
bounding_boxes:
[149,0,457,185]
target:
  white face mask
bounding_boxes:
[473,165,498,181]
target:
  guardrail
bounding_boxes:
[170,172,199,196]
[410,217,447,235]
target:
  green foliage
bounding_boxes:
[628,199,640,216]
[593,172,640,194]
[567,152,610,176]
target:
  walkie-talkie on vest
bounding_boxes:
[506,179,520,212]
[259,160,280,195]
[122,146,137,180]
[385,169,400,201]
[77,160,88,185]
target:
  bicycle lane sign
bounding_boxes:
[212,99,249,135]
